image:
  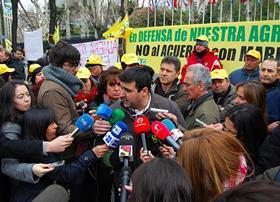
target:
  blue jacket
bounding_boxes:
[229,67,260,85]
[267,88,280,123]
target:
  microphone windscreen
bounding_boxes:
[75,113,94,132]
[119,133,134,159]
[161,119,176,131]
[119,133,134,146]
[109,108,125,125]
[111,121,128,137]
[133,116,150,135]
[96,104,113,120]
[151,121,171,140]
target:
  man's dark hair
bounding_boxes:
[119,66,152,92]
[214,180,280,202]
[49,40,80,67]
[13,46,24,54]
[161,56,181,72]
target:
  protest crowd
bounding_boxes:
[0,34,280,202]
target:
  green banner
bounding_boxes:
[126,20,280,74]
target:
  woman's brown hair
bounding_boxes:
[177,128,251,202]
[236,80,267,123]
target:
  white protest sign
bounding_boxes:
[24,28,44,61]
[73,39,119,68]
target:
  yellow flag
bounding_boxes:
[102,14,131,40]
[5,39,12,51]
[113,14,129,38]
[102,17,121,40]
[53,26,60,44]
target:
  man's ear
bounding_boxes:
[141,86,149,96]
[199,81,206,91]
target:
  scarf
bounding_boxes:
[224,155,248,191]
[74,87,98,103]
[43,64,83,96]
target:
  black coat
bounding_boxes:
[256,125,280,175]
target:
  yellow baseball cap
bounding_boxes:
[211,69,229,80]
[245,50,261,60]
[86,55,106,66]
[121,53,139,65]
[76,67,91,79]
[196,35,209,42]
[0,64,15,75]
[29,64,41,73]
[114,62,122,69]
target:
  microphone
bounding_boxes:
[108,108,125,125]
[96,103,113,120]
[71,114,94,137]
[151,121,180,151]
[119,133,134,202]
[161,119,184,145]
[96,104,125,125]
[134,116,150,155]
[103,121,128,148]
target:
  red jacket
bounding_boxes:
[180,50,223,83]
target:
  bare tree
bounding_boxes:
[49,0,56,45]
[11,0,19,49]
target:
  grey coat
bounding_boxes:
[184,92,220,130]
[1,122,39,183]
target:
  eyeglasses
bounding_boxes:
[63,62,79,69]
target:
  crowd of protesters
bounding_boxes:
[0,36,279,202]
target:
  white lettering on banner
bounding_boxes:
[73,40,119,68]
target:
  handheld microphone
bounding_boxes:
[134,116,150,155]
[71,114,94,137]
[96,103,113,120]
[108,108,125,125]
[161,119,184,145]
[96,104,125,125]
[103,121,128,148]
[151,121,180,151]
[119,133,134,202]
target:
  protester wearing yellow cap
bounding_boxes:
[85,55,106,85]
[180,34,223,83]
[0,64,15,87]
[229,49,261,85]
[74,67,98,107]
[29,63,41,74]
[27,63,45,97]
[0,64,15,75]
[114,62,122,70]
[121,53,139,70]
[211,69,236,120]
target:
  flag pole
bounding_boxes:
[230,0,233,22]
[238,0,241,21]
[246,0,250,21]
[163,0,166,25]
[147,9,150,27]
[273,0,276,20]
[254,0,256,21]
[210,1,212,23]
[260,0,263,20]
[154,0,157,26]
[180,0,183,24]
[188,1,191,24]
[172,0,174,25]
[220,0,223,22]
[267,0,269,20]
[202,0,206,23]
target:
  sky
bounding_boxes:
[20,0,46,10]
